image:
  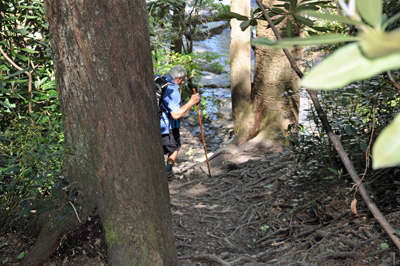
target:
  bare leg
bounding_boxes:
[167,150,179,165]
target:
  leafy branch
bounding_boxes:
[253,0,400,251]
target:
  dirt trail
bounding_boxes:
[169,146,398,266]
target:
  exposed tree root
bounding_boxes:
[20,213,78,266]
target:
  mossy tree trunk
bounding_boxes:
[21,0,179,265]
[232,0,300,145]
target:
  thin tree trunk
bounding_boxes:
[22,0,179,265]
[232,0,300,145]
[230,0,251,142]
[172,1,185,54]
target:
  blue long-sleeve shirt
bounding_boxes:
[158,75,181,134]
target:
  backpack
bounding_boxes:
[155,76,172,119]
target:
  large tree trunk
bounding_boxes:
[232,0,300,145]
[22,1,179,265]
[230,0,251,143]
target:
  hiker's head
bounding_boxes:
[166,65,187,85]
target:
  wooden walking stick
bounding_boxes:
[193,88,211,176]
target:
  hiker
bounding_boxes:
[159,65,200,181]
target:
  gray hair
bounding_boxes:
[165,65,187,79]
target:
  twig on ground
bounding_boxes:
[69,201,82,224]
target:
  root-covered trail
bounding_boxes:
[170,149,396,266]
[1,105,399,266]
[1,148,398,266]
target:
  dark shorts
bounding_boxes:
[162,129,181,154]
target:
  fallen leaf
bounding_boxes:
[351,198,358,215]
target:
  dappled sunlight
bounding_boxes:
[183,183,209,198]
[193,203,219,209]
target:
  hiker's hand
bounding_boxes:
[191,93,200,105]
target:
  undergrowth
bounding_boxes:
[284,72,400,207]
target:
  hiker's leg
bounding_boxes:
[167,150,179,165]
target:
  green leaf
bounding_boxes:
[372,114,400,169]
[37,205,51,213]
[18,207,32,219]
[269,16,286,28]
[53,190,61,197]
[293,14,314,26]
[23,15,38,19]
[260,225,270,231]
[310,26,329,32]
[301,43,400,89]
[383,12,400,30]
[286,18,292,37]
[8,68,30,78]
[290,0,297,9]
[2,16,18,21]
[16,252,27,260]
[284,3,290,10]
[272,8,286,14]
[14,53,29,61]
[294,4,319,12]
[302,11,369,27]
[381,243,389,249]
[328,168,339,174]
[218,11,248,21]
[331,120,345,127]
[20,6,42,9]
[58,212,67,222]
[251,34,358,48]
[360,143,368,153]
[20,48,38,54]
[48,90,58,97]
[240,20,251,31]
[356,0,382,27]
[0,99,14,109]
[345,125,357,136]
[359,30,400,59]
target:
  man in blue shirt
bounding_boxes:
[160,65,200,181]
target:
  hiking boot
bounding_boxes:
[167,171,180,182]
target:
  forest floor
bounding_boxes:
[1,107,400,266]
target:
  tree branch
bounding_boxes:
[387,70,400,95]
[0,46,32,113]
[255,0,400,251]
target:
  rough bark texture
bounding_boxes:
[230,0,251,143]
[22,1,179,265]
[233,0,300,145]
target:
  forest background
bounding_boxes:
[0,0,400,264]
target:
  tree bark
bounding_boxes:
[172,1,185,54]
[22,0,179,265]
[232,0,300,145]
[230,0,251,143]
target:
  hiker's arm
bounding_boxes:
[170,93,200,120]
